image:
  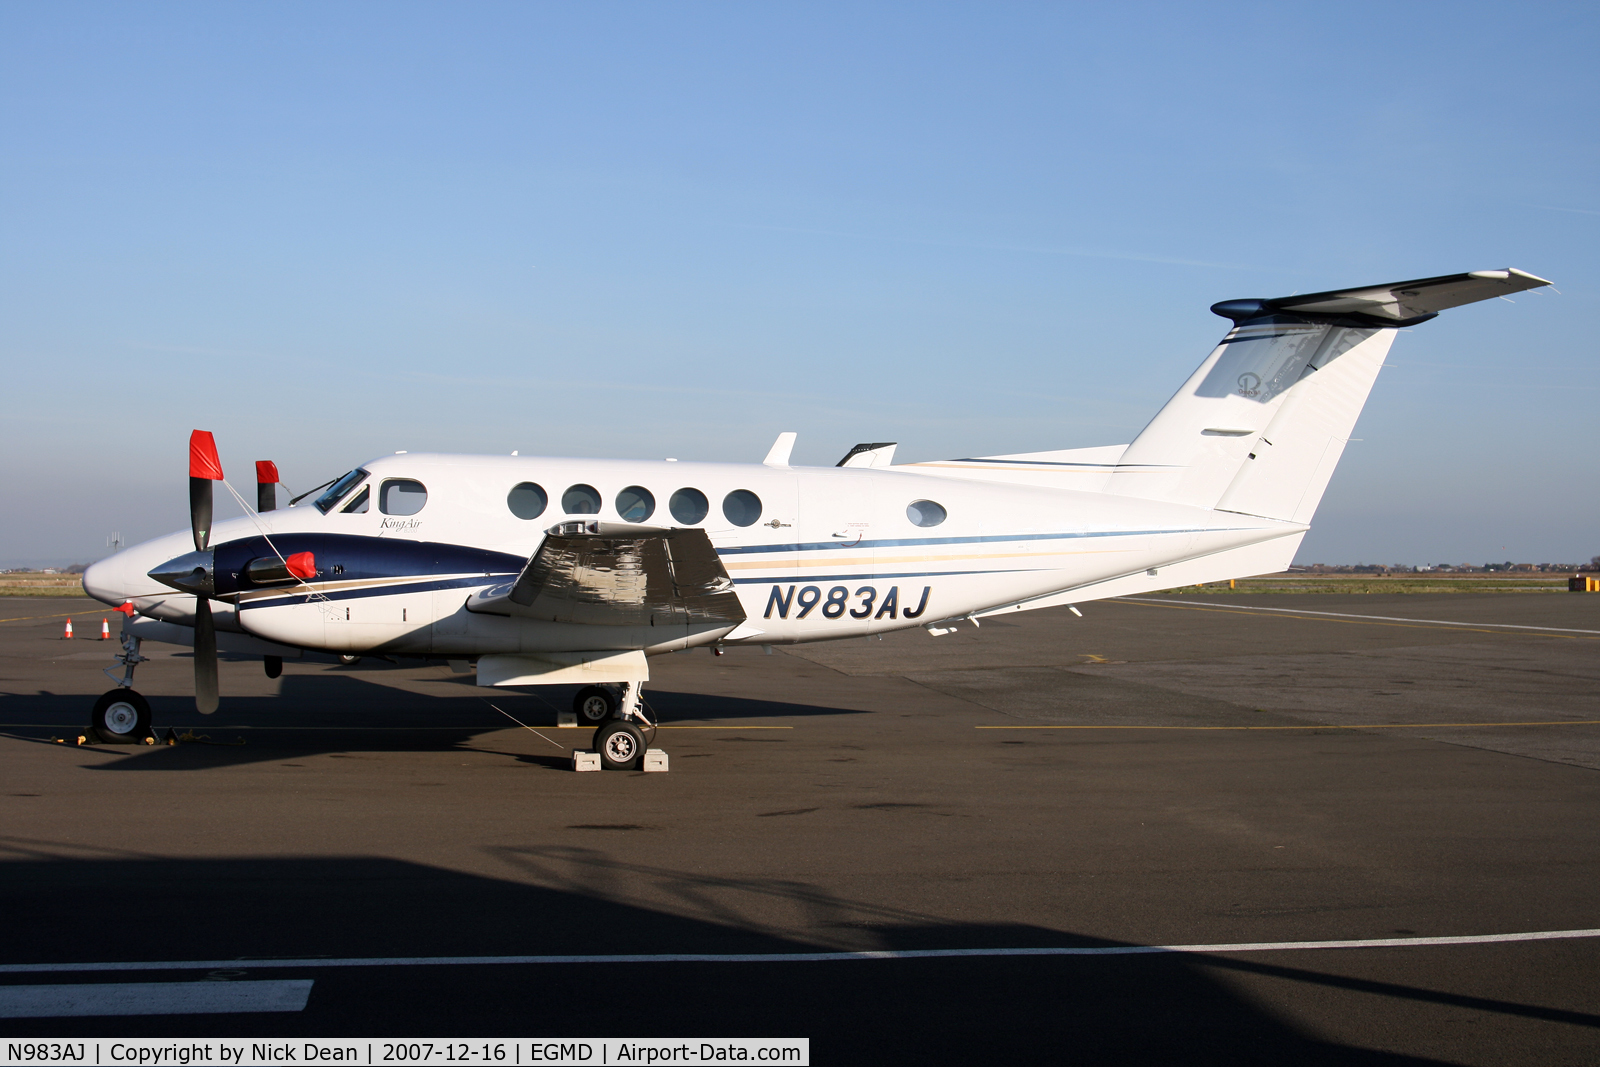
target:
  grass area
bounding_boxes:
[1159,576,1572,595]
[0,573,86,597]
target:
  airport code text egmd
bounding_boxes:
[3,1042,809,1066]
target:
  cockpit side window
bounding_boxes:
[341,486,370,514]
[380,479,427,516]
[315,469,370,514]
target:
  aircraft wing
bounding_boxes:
[469,522,745,628]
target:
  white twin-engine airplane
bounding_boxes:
[83,268,1550,768]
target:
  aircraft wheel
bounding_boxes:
[91,689,151,744]
[594,720,645,771]
[264,655,283,679]
[574,685,617,725]
[338,655,360,665]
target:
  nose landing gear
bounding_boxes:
[91,689,151,742]
[90,627,155,744]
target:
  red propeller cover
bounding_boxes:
[189,430,224,480]
[285,552,317,580]
[255,460,280,484]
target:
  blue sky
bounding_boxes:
[2,2,1595,567]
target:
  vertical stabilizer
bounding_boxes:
[1105,268,1549,524]
[1106,322,1393,521]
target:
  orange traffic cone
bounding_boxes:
[100,618,111,640]
[63,619,73,639]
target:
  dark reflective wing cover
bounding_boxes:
[501,527,744,627]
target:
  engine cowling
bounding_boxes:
[210,533,524,654]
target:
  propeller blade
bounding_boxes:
[194,596,218,715]
[189,430,224,552]
[256,460,280,512]
[189,478,212,552]
[187,431,224,714]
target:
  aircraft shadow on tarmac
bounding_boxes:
[2,668,863,771]
[0,848,1518,1063]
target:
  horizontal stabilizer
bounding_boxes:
[1212,268,1550,328]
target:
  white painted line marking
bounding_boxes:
[1121,597,1600,635]
[0,979,313,1017]
[2,929,1597,973]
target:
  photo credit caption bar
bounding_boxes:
[2,1042,809,1066]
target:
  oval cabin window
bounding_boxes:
[906,499,946,527]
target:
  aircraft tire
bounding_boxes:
[264,655,283,679]
[91,689,151,744]
[594,720,645,771]
[338,655,360,665]
[574,685,617,725]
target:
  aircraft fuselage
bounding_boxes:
[84,451,1299,657]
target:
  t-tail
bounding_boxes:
[1103,268,1551,524]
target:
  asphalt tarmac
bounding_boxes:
[2,592,1599,1064]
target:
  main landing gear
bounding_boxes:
[573,681,653,770]
[573,685,616,725]
[90,627,153,744]
[595,720,647,771]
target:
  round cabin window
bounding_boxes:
[561,484,601,515]
[723,489,763,527]
[507,482,548,520]
[616,486,656,522]
[906,499,947,527]
[670,488,709,524]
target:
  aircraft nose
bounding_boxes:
[148,550,215,597]
[81,557,126,606]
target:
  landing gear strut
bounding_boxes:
[92,625,152,743]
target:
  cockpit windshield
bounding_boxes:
[314,469,370,514]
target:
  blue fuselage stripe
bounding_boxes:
[241,575,504,607]
[716,527,1247,556]
[731,568,1044,585]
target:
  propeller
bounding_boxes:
[188,431,224,714]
